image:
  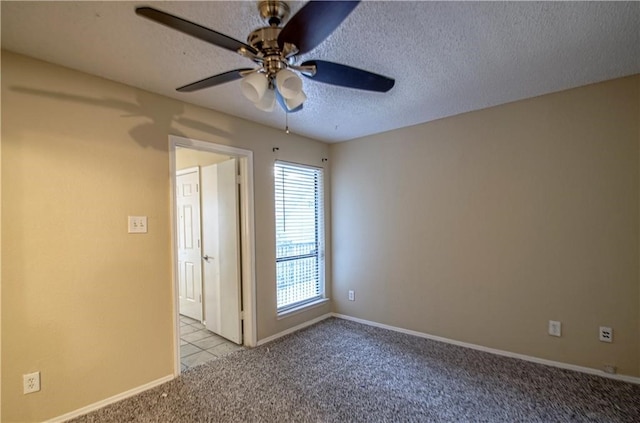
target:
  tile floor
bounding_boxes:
[180,314,244,371]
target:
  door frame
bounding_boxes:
[169,135,257,376]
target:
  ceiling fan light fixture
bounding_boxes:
[284,89,306,111]
[254,87,276,112]
[240,72,269,103]
[275,68,303,99]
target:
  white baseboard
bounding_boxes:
[46,374,175,423]
[332,313,640,385]
[257,313,333,346]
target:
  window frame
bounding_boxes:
[274,160,326,315]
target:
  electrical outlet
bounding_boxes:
[23,372,40,394]
[599,326,613,343]
[548,320,561,337]
[348,290,355,301]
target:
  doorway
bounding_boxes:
[170,135,257,375]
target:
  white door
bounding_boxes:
[176,168,203,322]
[202,159,242,344]
[201,164,221,333]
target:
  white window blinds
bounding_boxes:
[274,161,325,311]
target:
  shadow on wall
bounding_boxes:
[10,87,231,149]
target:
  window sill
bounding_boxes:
[277,298,330,320]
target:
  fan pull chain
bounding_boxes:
[285,112,290,134]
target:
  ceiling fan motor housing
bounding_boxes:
[248,1,299,79]
[247,27,281,55]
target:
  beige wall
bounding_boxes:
[331,75,640,377]
[175,147,230,170]
[1,51,331,422]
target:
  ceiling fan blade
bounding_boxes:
[177,69,253,92]
[301,60,395,92]
[136,7,257,55]
[278,1,360,55]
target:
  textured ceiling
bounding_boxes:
[2,1,639,143]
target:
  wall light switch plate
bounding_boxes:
[128,216,148,233]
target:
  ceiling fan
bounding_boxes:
[135,1,395,113]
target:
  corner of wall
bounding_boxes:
[0,47,2,423]
[1,46,4,421]
[637,74,640,378]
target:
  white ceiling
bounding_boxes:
[2,1,639,143]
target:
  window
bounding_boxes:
[274,161,325,312]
